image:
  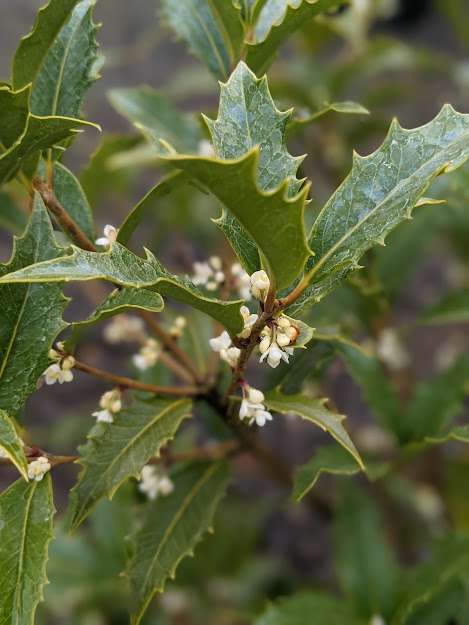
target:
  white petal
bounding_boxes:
[248,387,264,404]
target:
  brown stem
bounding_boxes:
[33,178,97,252]
[140,310,203,384]
[73,359,202,397]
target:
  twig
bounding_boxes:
[33,177,97,252]
[73,358,202,397]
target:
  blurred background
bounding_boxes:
[1,1,469,624]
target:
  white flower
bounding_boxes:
[132,338,161,371]
[370,616,386,625]
[209,331,240,367]
[192,257,225,291]
[92,388,122,423]
[43,362,74,385]
[237,305,259,339]
[239,386,273,427]
[209,331,232,352]
[198,139,215,157]
[376,328,409,371]
[138,465,174,500]
[27,456,51,481]
[231,263,252,300]
[103,315,145,344]
[258,316,298,368]
[169,315,187,338]
[95,224,118,248]
[250,270,270,301]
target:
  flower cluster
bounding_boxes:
[231,263,252,300]
[43,348,75,385]
[168,315,187,339]
[95,224,117,248]
[209,331,240,368]
[239,386,273,427]
[92,388,122,423]
[27,456,51,481]
[192,256,225,291]
[132,338,162,371]
[103,314,145,344]
[259,316,299,368]
[376,327,409,371]
[138,465,174,500]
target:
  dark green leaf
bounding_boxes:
[67,397,192,531]
[0,475,55,625]
[0,191,27,235]
[0,409,28,479]
[420,289,469,325]
[0,194,68,416]
[0,241,244,334]
[127,460,230,624]
[0,85,30,149]
[293,444,362,501]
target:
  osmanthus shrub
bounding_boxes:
[0,1,469,624]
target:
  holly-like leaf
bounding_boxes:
[0,113,97,184]
[420,289,469,325]
[290,105,469,315]
[246,0,340,74]
[254,591,367,625]
[67,397,192,532]
[13,0,100,119]
[0,409,28,480]
[0,242,244,335]
[160,0,244,80]
[126,460,229,625]
[108,86,201,154]
[398,354,469,444]
[291,100,370,128]
[167,62,311,289]
[0,194,68,416]
[264,388,364,468]
[292,444,362,501]
[334,483,399,620]
[0,191,27,235]
[0,85,30,149]
[0,475,55,625]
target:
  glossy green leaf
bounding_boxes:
[0,475,55,625]
[264,388,364,468]
[108,86,201,153]
[67,397,192,532]
[0,113,97,184]
[337,344,401,436]
[0,242,244,335]
[334,483,399,619]
[292,444,362,501]
[13,0,100,118]
[291,100,370,128]
[0,194,68,416]
[0,409,28,480]
[0,191,27,235]
[399,354,469,443]
[127,460,229,625]
[421,289,469,325]
[290,105,469,314]
[166,64,310,289]
[0,85,30,149]
[254,591,366,625]
[392,535,469,625]
[160,0,244,80]
[246,0,340,74]
[117,170,187,245]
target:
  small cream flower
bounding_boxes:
[376,328,409,371]
[169,316,187,338]
[103,315,145,344]
[237,305,258,339]
[95,224,118,248]
[138,465,174,500]
[27,456,51,481]
[239,386,273,427]
[197,139,215,157]
[258,316,298,368]
[192,257,225,291]
[209,331,240,367]
[43,361,74,385]
[92,388,122,423]
[231,263,252,300]
[250,270,270,301]
[132,338,161,371]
